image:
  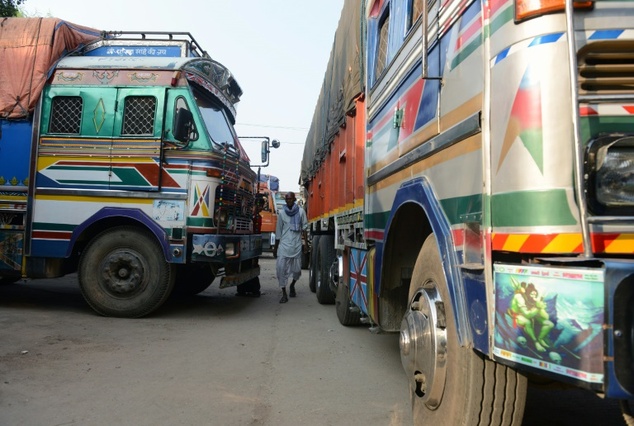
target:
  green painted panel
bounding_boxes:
[582,116,634,143]
[440,194,482,224]
[364,210,390,230]
[32,222,75,231]
[492,189,577,226]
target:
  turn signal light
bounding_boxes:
[515,0,592,22]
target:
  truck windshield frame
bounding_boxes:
[193,88,238,153]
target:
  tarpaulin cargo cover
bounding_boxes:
[0,17,101,119]
[300,0,364,185]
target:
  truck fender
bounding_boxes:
[381,176,471,346]
[66,207,173,262]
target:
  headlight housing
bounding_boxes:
[586,135,634,215]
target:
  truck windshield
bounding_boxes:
[194,92,238,151]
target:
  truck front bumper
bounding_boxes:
[191,233,262,263]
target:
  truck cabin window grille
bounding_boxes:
[122,96,156,135]
[376,11,390,79]
[49,96,82,134]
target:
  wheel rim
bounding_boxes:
[399,284,447,411]
[99,249,148,297]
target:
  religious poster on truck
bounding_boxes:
[494,264,604,385]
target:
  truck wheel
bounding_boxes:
[308,235,320,293]
[0,275,21,285]
[316,235,335,305]
[336,279,360,326]
[78,226,175,318]
[400,234,527,425]
[172,264,215,296]
[301,249,310,270]
[237,277,261,296]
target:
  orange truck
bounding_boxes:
[256,181,277,252]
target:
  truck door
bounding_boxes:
[112,88,165,191]
[38,86,116,191]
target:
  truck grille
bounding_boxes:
[215,159,254,233]
[578,40,634,94]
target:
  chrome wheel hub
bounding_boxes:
[399,285,447,410]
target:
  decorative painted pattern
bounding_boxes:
[491,232,634,254]
[580,104,634,116]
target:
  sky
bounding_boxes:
[22,0,344,192]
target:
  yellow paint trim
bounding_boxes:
[605,234,634,253]
[543,234,583,253]
[503,234,530,251]
[35,194,153,204]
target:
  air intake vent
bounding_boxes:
[578,41,634,93]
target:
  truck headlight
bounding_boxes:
[225,242,236,256]
[597,144,634,206]
[586,135,634,214]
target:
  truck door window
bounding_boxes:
[409,0,423,30]
[375,9,390,81]
[49,96,82,134]
[194,92,238,151]
[122,96,156,135]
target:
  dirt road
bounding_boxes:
[0,255,412,426]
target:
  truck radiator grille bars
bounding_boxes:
[578,40,634,94]
[215,153,254,233]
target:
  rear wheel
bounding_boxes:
[400,234,527,426]
[316,235,335,305]
[0,275,21,285]
[301,249,310,270]
[237,277,261,296]
[308,235,320,293]
[78,226,175,318]
[336,277,360,326]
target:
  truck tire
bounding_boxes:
[172,264,215,296]
[0,275,21,285]
[78,226,175,318]
[301,249,310,270]
[400,234,527,426]
[237,277,261,296]
[316,235,336,305]
[336,278,361,326]
[308,235,320,293]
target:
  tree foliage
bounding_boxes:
[0,0,25,17]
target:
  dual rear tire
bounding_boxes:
[315,235,335,305]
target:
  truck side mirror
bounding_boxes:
[174,108,194,143]
[261,140,269,163]
[261,139,280,163]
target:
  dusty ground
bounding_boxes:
[0,255,412,426]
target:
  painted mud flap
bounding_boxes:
[493,264,605,386]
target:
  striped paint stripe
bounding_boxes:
[492,232,634,254]
[493,33,564,65]
[580,104,634,116]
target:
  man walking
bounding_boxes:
[273,191,308,303]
